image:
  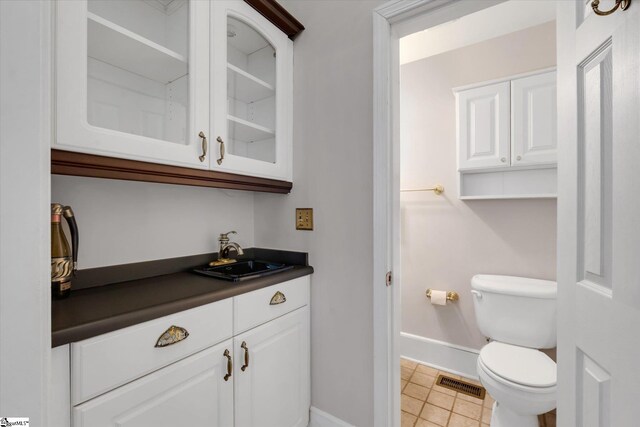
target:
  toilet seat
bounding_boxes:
[479,342,556,389]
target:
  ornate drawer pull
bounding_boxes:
[224,349,232,381]
[155,325,189,348]
[241,341,250,371]
[270,291,286,305]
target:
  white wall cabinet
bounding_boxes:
[57,276,310,427]
[454,69,557,199]
[456,81,511,171]
[211,1,293,181]
[511,71,557,167]
[55,0,293,182]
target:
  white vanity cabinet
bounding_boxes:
[57,275,310,427]
[234,308,310,427]
[454,69,557,199]
[73,340,235,427]
[54,0,294,182]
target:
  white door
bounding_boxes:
[456,81,511,171]
[557,1,640,426]
[234,307,310,427]
[55,0,210,168]
[73,340,234,426]
[210,0,293,181]
[511,71,557,167]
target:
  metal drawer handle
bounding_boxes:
[591,0,630,16]
[224,349,232,381]
[270,291,286,305]
[198,131,207,162]
[216,136,225,165]
[241,341,250,371]
[154,325,189,348]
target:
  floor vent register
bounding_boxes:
[435,374,486,400]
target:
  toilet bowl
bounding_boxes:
[471,275,557,427]
[477,342,556,427]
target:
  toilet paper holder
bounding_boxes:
[426,289,459,302]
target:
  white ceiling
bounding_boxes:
[400,0,557,65]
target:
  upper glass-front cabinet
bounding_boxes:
[55,0,210,168]
[211,1,293,181]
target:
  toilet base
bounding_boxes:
[491,401,539,427]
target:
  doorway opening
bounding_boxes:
[373,1,559,426]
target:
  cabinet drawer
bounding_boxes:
[71,299,232,405]
[234,276,310,334]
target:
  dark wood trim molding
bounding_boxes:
[51,149,292,194]
[244,0,305,40]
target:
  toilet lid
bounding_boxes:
[479,342,556,388]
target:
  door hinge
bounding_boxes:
[386,271,392,287]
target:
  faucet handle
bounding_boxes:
[219,230,237,240]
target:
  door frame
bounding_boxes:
[372,1,507,426]
[0,0,52,424]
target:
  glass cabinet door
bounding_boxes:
[211,1,293,181]
[56,0,210,168]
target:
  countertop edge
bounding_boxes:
[52,266,313,347]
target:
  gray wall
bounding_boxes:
[52,175,254,269]
[254,1,383,425]
[400,22,558,350]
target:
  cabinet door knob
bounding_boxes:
[198,131,207,162]
[241,341,250,371]
[500,157,506,163]
[216,136,225,165]
[516,155,522,161]
[224,349,232,381]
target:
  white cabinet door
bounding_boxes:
[456,81,510,171]
[511,71,557,166]
[234,306,310,427]
[73,340,234,427]
[211,1,293,181]
[55,0,210,168]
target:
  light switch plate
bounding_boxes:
[296,208,313,230]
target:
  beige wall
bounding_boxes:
[400,22,558,350]
[254,1,383,425]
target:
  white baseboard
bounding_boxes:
[400,332,480,380]
[308,406,355,427]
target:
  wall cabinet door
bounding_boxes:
[456,81,511,171]
[210,1,293,181]
[55,0,210,168]
[73,339,234,427]
[234,307,310,427]
[511,71,557,166]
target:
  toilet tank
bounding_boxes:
[471,275,557,349]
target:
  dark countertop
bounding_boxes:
[52,249,312,347]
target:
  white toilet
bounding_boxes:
[471,275,557,427]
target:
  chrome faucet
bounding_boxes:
[210,231,244,266]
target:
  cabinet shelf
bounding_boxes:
[227,63,275,103]
[87,12,187,84]
[228,115,275,143]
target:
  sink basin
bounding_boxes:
[193,260,294,282]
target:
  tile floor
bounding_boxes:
[401,358,556,427]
